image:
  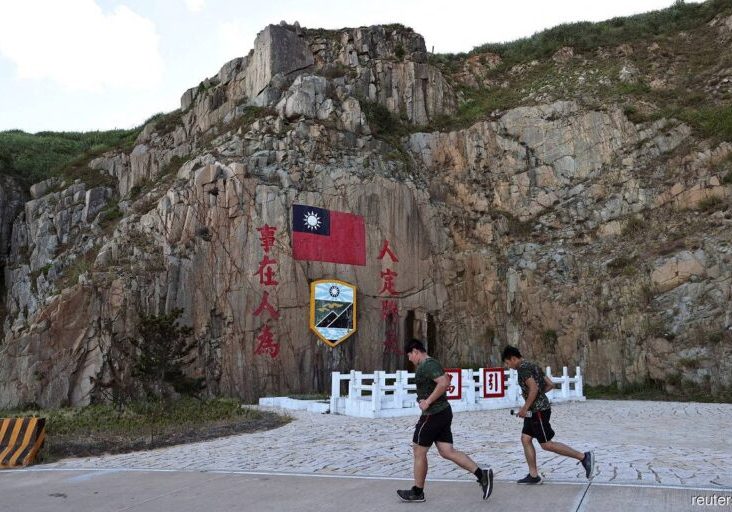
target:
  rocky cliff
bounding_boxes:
[2,14,732,408]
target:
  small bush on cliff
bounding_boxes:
[129,309,205,401]
[360,99,406,137]
[95,309,204,407]
[697,195,726,212]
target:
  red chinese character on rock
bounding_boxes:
[381,299,399,319]
[383,322,402,354]
[379,268,398,296]
[256,224,277,254]
[377,239,399,262]
[253,291,280,319]
[253,255,279,286]
[254,325,280,358]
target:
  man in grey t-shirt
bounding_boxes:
[396,339,493,503]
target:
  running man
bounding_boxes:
[502,345,595,484]
[397,339,493,502]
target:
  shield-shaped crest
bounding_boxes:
[309,279,357,347]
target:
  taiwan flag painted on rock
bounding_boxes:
[292,204,366,266]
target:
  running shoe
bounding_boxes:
[516,473,542,484]
[397,488,426,502]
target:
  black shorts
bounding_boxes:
[413,406,453,447]
[522,408,555,443]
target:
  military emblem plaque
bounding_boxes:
[310,279,357,347]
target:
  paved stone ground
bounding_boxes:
[44,400,732,489]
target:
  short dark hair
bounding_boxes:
[501,345,522,361]
[404,339,426,353]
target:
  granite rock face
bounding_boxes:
[1,22,731,408]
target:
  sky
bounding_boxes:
[0,0,704,133]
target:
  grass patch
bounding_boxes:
[59,249,98,288]
[431,86,524,131]
[697,195,726,212]
[468,0,730,68]
[622,216,646,237]
[0,398,290,462]
[287,394,329,401]
[665,104,732,143]
[146,109,185,136]
[607,255,637,277]
[98,203,124,231]
[0,129,138,189]
[542,329,558,351]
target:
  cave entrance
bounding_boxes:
[404,309,437,369]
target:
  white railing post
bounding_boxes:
[331,371,341,414]
[372,371,382,413]
[507,368,520,406]
[348,370,357,400]
[478,367,485,403]
[394,370,404,408]
[545,366,554,400]
[466,369,475,406]
[575,366,583,398]
[561,366,570,399]
[462,369,472,408]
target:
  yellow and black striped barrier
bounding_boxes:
[0,417,46,468]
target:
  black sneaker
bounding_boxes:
[397,489,425,502]
[516,473,542,484]
[478,468,494,500]
[580,451,595,479]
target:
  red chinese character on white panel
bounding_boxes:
[482,367,506,398]
[444,368,462,400]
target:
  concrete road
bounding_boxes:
[1,468,729,512]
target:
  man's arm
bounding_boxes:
[518,377,539,417]
[418,374,450,411]
[543,375,555,392]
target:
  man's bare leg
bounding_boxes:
[413,444,429,488]
[435,441,479,472]
[522,434,539,477]
[539,440,584,460]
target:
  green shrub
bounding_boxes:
[59,251,96,288]
[622,216,646,237]
[99,203,123,230]
[0,128,138,188]
[588,326,604,341]
[360,99,406,136]
[394,43,405,60]
[126,309,203,402]
[542,329,558,351]
[697,195,726,212]
[607,255,636,276]
[678,356,702,370]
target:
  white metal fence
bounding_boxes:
[329,366,585,418]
